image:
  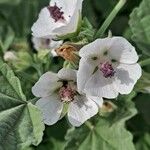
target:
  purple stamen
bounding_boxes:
[47,3,64,22]
[100,62,115,78]
[59,85,75,102]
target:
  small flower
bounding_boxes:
[32,68,103,127]
[4,51,17,62]
[31,0,83,38]
[32,36,63,56]
[77,36,142,98]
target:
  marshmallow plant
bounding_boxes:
[30,0,142,128]
[31,0,83,38]
[77,37,142,98]
[1,0,150,149]
[32,68,103,127]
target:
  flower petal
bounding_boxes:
[109,36,139,64]
[79,38,111,58]
[87,96,103,108]
[32,72,62,97]
[51,49,58,57]
[77,58,97,93]
[54,10,80,36]
[58,68,77,81]
[31,7,64,38]
[32,36,63,51]
[68,95,98,127]
[114,63,142,94]
[50,40,63,49]
[32,37,50,50]
[36,94,63,125]
[84,70,118,99]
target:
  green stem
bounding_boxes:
[95,0,126,38]
[85,121,94,130]
[31,64,42,77]
[139,58,150,67]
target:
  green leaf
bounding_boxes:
[136,133,150,150]
[65,93,137,150]
[77,17,95,42]
[129,0,150,56]
[65,119,135,150]
[0,25,15,53]
[93,0,117,17]
[63,61,78,70]
[12,50,33,72]
[0,63,45,150]
[135,93,150,126]
[0,0,49,38]
[0,15,15,53]
[68,17,95,43]
[126,93,150,139]
[36,119,69,150]
[82,0,98,27]
[36,138,65,150]
[135,71,150,94]
[0,0,21,5]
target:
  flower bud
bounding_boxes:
[55,44,79,63]
[99,101,117,117]
[4,51,17,62]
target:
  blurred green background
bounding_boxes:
[0,0,150,150]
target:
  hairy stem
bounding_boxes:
[95,0,126,38]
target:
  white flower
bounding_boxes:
[4,51,17,62]
[31,0,83,38]
[32,68,103,127]
[77,36,142,99]
[32,36,63,56]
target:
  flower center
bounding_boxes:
[41,39,51,47]
[59,85,75,103]
[45,39,51,45]
[47,3,64,22]
[99,62,115,78]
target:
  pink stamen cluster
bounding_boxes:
[59,85,75,102]
[47,3,64,22]
[100,62,115,78]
